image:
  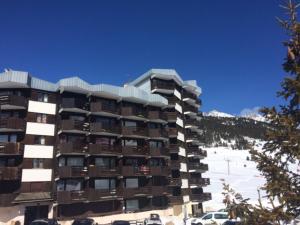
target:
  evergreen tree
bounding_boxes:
[223,1,300,224]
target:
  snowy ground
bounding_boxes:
[201,146,266,212]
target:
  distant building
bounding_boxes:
[0,69,210,225]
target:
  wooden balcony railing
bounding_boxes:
[89,144,122,155]
[169,144,180,153]
[148,111,167,121]
[88,166,120,177]
[57,166,87,178]
[149,147,169,157]
[61,98,87,110]
[56,190,87,204]
[87,188,118,201]
[122,186,152,198]
[90,102,119,115]
[0,95,27,109]
[188,163,208,171]
[0,167,20,180]
[59,119,89,132]
[189,177,210,186]
[165,112,178,121]
[148,128,168,138]
[170,160,181,170]
[168,196,184,205]
[187,147,207,157]
[0,118,25,131]
[0,142,23,155]
[122,146,149,156]
[121,107,147,119]
[167,128,177,137]
[168,178,182,186]
[121,126,148,137]
[151,80,176,90]
[190,193,212,202]
[57,142,87,154]
[149,166,170,176]
[90,122,120,134]
[121,166,150,176]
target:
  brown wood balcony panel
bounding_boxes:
[0,95,27,109]
[0,167,20,180]
[0,142,23,155]
[88,166,120,177]
[56,190,87,204]
[89,144,121,155]
[0,118,25,131]
[58,166,87,178]
[57,142,87,154]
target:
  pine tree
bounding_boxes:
[223,1,300,224]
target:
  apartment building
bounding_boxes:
[0,69,210,225]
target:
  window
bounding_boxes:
[33,159,43,168]
[125,178,138,188]
[10,134,17,142]
[65,180,82,191]
[67,157,84,167]
[94,179,116,190]
[95,157,115,168]
[95,137,116,145]
[149,158,164,167]
[34,136,46,145]
[123,121,136,127]
[202,214,212,220]
[36,114,47,123]
[37,93,48,102]
[0,135,8,142]
[148,123,161,129]
[214,214,228,219]
[125,199,139,211]
[149,141,163,149]
[123,139,137,147]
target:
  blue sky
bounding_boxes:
[0,1,288,115]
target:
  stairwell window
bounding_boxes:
[37,93,48,103]
[36,114,47,123]
[34,136,46,145]
[33,159,44,168]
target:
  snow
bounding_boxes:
[205,110,235,118]
[201,146,266,212]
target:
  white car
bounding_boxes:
[191,212,228,225]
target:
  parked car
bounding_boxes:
[222,221,241,225]
[30,219,60,225]
[191,212,228,225]
[144,214,162,225]
[112,221,130,225]
[72,218,97,225]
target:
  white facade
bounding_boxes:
[26,122,55,136]
[24,145,54,159]
[21,169,52,182]
[28,100,56,115]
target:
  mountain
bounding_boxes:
[199,111,273,149]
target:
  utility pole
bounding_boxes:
[225,159,231,175]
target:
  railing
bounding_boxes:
[184,105,198,113]
[149,166,169,176]
[61,98,87,110]
[90,122,120,134]
[168,196,184,205]
[121,126,148,137]
[148,128,168,138]
[151,186,169,196]
[189,177,210,186]
[0,95,26,108]
[57,166,87,178]
[56,190,87,204]
[88,166,120,177]
[0,167,20,180]
[169,144,180,153]
[59,119,89,132]
[182,92,197,100]
[190,193,212,202]
[167,128,177,136]
[148,111,167,121]
[187,147,207,157]
[87,188,118,201]
[170,160,181,170]
[57,142,87,154]
[121,106,147,119]
[186,132,199,140]
[167,96,180,105]
[149,147,169,157]
[0,142,23,155]
[152,80,176,90]
[0,118,25,130]
[90,102,118,115]
[89,144,122,155]
[165,112,178,121]
[121,166,150,176]
[122,186,152,198]
[122,146,149,156]
[188,163,208,171]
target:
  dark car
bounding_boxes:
[112,221,130,225]
[30,219,60,225]
[72,218,97,225]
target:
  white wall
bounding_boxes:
[26,122,55,136]
[175,103,182,113]
[176,117,183,127]
[28,100,56,115]
[174,89,181,100]
[24,145,53,158]
[21,169,52,182]
[181,179,189,188]
[180,163,187,172]
[177,132,185,142]
[178,146,186,157]
[183,195,190,203]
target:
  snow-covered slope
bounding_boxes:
[201,144,266,212]
[205,110,235,118]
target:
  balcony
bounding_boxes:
[121,126,148,138]
[168,196,183,205]
[186,132,200,143]
[57,142,87,155]
[121,106,147,121]
[122,186,152,198]
[149,166,169,176]
[169,144,180,153]
[148,111,167,123]
[88,166,120,177]
[188,163,208,172]
[90,102,119,117]
[184,105,198,116]
[56,190,87,204]
[57,166,87,178]
[149,148,169,157]
[89,144,121,155]
[167,128,177,137]
[170,160,181,170]
[90,122,120,136]
[190,192,212,202]
[60,98,88,114]
[185,119,198,128]
[189,177,210,186]
[0,142,23,155]
[121,166,150,176]
[59,119,89,134]
[0,118,25,132]
[148,128,168,140]
[0,193,18,207]
[151,80,176,93]
[87,189,118,202]
[151,186,169,196]
[0,95,27,110]
[0,167,20,180]
[168,178,182,186]
[122,146,149,157]
[165,112,178,122]
[187,147,207,159]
